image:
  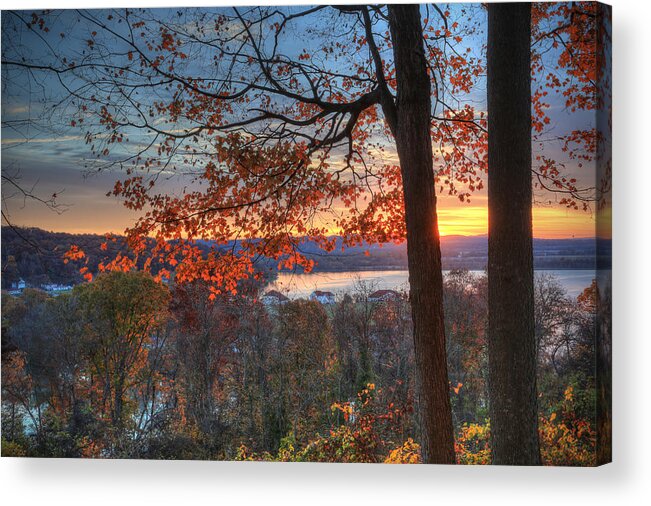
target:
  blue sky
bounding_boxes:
[1,4,599,237]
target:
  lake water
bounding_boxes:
[268,269,598,300]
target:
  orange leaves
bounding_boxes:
[79,266,93,282]
[64,244,97,282]
[331,401,353,423]
[564,385,574,402]
[303,258,316,274]
[64,244,86,263]
[52,8,487,297]
[529,2,606,207]
[532,1,604,122]
[111,255,135,273]
[160,30,178,51]
[39,4,598,304]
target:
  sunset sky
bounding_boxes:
[0,129,597,238]
[1,5,600,240]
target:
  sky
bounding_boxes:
[0,4,601,239]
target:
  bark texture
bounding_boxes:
[487,2,541,465]
[595,2,612,466]
[387,4,455,465]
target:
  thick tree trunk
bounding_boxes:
[388,4,456,465]
[487,3,541,465]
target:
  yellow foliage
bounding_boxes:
[384,438,421,464]
[455,421,491,465]
[539,413,595,466]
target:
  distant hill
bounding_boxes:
[276,235,608,272]
[1,226,133,289]
[1,226,610,289]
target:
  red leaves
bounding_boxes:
[30,12,48,32]
[64,246,96,282]
[40,5,598,299]
[80,267,93,282]
[160,31,176,51]
[64,245,86,263]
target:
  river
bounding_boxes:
[268,269,598,300]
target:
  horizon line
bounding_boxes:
[1,224,607,242]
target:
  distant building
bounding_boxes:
[7,279,27,296]
[310,290,335,304]
[261,290,290,305]
[368,289,401,303]
[41,283,73,293]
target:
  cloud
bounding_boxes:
[1,135,84,146]
[2,105,29,115]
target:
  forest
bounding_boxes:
[1,269,604,464]
[1,2,611,465]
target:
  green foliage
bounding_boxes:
[1,438,28,457]
[74,271,170,428]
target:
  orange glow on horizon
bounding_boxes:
[435,194,597,239]
[436,205,596,239]
[7,193,598,240]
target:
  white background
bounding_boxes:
[1,0,649,504]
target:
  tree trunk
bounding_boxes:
[387,4,456,465]
[487,3,541,465]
